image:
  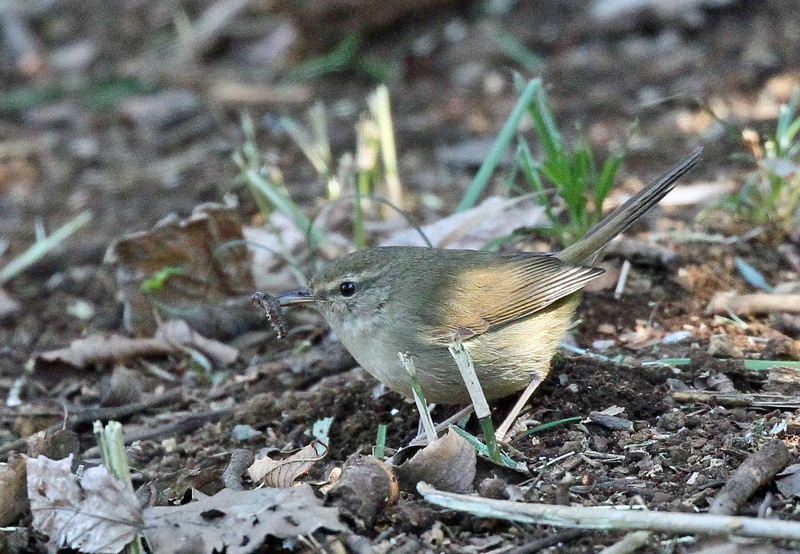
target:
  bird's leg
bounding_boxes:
[410,404,475,445]
[415,403,437,439]
[494,376,543,442]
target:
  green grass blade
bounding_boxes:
[243,167,323,246]
[494,28,542,72]
[595,152,625,214]
[449,425,522,469]
[516,140,556,223]
[0,210,93,284]
[456,79,541,212]
[374,424,387,458]
[285,32,360,81]
[776,87,799,145]
[529,85,564,160]
[512,416,582,441]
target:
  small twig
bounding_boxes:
[118,409,230,445]
[0,211,92,284]
[506,528,584,554]
[757,492,774,519]
[706,292,800,316]
[83,409,231,460]
[0,389,184,459]
[598,531,651,554]
[709,439,790,516]
[222,449,255,491]
[672,390,800,409]
[613,259,631,300]
[418,482,800,540]
[650,228,763,244]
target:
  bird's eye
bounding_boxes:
[339,281,357,297]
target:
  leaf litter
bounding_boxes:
[26,454,142,554]
[142,484,345,554]
[247,440,327,487]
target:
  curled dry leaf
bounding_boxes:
[324,455,399,531]
[32,334,172,368]
[247,440,327,487]
[143,485,345,554]
[381,196,546,250]
[388,427,476,493]
[156,319,239,365]
[30,319,239,371]
[27,454,142,554]
[104,203,257,337]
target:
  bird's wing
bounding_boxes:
[429,254,604,341]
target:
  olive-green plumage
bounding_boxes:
[276,149,701,404]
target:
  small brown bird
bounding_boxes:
[265,149,701,435]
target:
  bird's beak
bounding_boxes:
[274,289,316,306]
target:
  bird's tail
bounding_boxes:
[557,147,703,265]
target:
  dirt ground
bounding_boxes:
[2,0,800,552]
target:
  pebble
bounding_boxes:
[662,330,693,344]
[707,333,743,358]
[231,424,263,442]
[657,409,687,432]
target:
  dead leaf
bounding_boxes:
[381,196,546,250]
[30,320,239,371]
[776,463,800,498]
[32,334,173,368]
[247,441,327,487]
[694,372,736,393]
[142,485,345,554]
[27,454,142,554]
[388,427,476,493]
[156,319,239,365]
[104,203,256,337]
[0,453,28,526]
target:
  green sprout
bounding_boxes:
[728,87,800,231]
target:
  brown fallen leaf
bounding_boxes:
[30,319,239,371]
[247,440,327,487]
[156,319,239,366]
[0,453,28,526]
[104,203,257,337]
[143,485,345,554]
[27,454,142,554]
[388,427,476,493]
